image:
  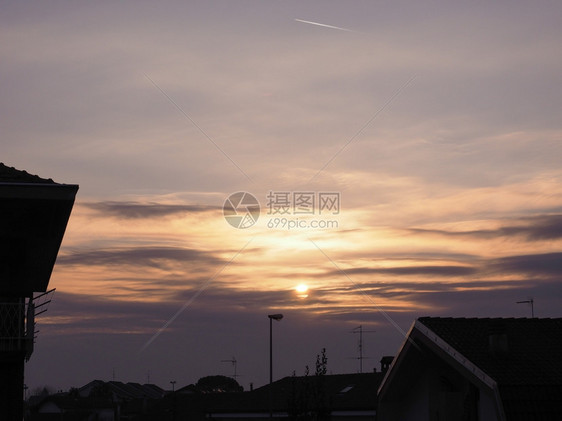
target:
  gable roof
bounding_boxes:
[413,317,562,420]
[418,317,562,386]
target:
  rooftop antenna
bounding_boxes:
[516,298,534,318]
[350,325,376,373]
[221,357,239,379]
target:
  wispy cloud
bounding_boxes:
[489,252,562,277]
[139,236,255,353]
[57,246,223,269]
[322,265,477,277]
[83,201,221,219]
[344,279,524,294]
[409,214,562,241]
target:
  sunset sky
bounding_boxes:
[2,1,562,393]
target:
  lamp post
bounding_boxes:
[268,313,283,418]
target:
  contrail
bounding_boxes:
[295,18,355,33]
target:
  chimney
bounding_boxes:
[380,356,394,373]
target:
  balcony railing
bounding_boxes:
[0,301,33,354]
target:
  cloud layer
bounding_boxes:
[2,0,561,394]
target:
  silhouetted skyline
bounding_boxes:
[2,1,561,392]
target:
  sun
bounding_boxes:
[296,284,308,293]
[295,284,309,298]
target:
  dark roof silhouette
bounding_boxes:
[0,163,78,294]
[206,372,383,417]
[419,317,562,385]
[137,372,384,420]
[30,393,116,421]
[78,379,165,400]
[0,162,56,184]
[109,381,165,400]
[28,381,165,420]
[418,317,562,420]
[249,372,383,412]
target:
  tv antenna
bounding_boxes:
[350,325,376,373]
[516,298,534,318]
[221,357,240,379]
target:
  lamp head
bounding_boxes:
[268,313,284,321]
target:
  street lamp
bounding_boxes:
[516,298,535,317]
[170,380,176,392]
[268,314,283,384]
[268,313,283,418]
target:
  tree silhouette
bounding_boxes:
[289,348,330,421]
[312,348,329,421]
[195,375,243,393]
[315,348,328,376]
[31,386,53,398]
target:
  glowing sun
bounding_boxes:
[295,284,309,298]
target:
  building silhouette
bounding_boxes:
[378,317,562,420]
[0,163,77,420]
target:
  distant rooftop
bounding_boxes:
[0,162,56,184]
[212,372,385,414]
[78,380,165,400]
